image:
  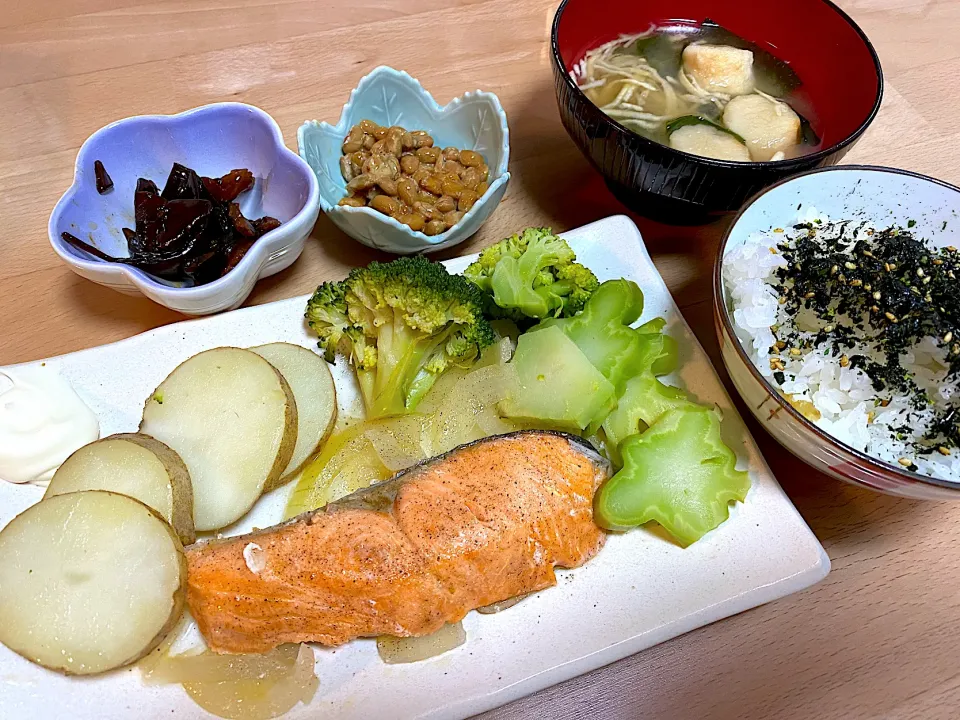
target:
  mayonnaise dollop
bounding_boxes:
[0,366,100,486]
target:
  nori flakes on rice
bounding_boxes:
[724,207,960,482]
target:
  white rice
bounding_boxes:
[724,206,960,483]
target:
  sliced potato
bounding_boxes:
[140,347,297,532]
[44,433,195,544]
[722,93,801,161]
[0,490,185,675]
[251,343,337,485]
[669,123,751,162]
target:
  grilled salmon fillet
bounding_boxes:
[185,431,610,654]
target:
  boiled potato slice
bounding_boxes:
[682,44,755,96]
[44,433,195,544]
[0,490,185,675]
[251,343,337,485]
[140,348,297,531]
[722,93,801,161]
[669,123,751,162]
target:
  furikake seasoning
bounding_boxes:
[772,219,960,455]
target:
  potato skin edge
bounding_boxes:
[44,433,196,545]
[138,347,299,529]
[252,342,339,486]
[0,490,187,676]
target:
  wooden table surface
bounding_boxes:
[3,0,960,718]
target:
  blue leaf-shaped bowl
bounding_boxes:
[298,66,510,254]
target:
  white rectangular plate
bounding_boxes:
[0,215,828,720]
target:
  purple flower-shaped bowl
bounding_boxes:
[49,103,320,315]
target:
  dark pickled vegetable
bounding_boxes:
[228,203,257,238]
[161,163,204,201]
[253,216,281,236]
[223,239,256,275]
[67,162,281,286]
[202,169,255,203]
[93,160,113,194]
[136,178,159,195]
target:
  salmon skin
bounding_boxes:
[185,430,610,654]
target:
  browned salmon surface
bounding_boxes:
[185,431,610,654]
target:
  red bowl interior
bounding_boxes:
[554,0,881,149]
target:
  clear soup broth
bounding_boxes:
[575,22,821,163]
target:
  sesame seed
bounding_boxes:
[873,291,882,300]
[917,268,925,277]
[845,261,857,270]
[939,447,951,456]
[885,312,898,323]
[830,265,838,275]
[923,276,931,284]
[824,324,835,333]
[933,259,944,265]
[898,457,912,467]
[944,332,953,343]
[850,279,863,287]
[839,354,850,367]
[863,250,874,257]
[789,347,802,356]
[804,291,815,299]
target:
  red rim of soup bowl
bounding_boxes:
[550,0,884,218]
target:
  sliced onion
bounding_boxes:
[376,622,466,664]
[364,415,430,472]
[476,592,533,615]
[475,335,516,367]
[286,427,389,517]
[173,644,317,720]
[476,405,520,438]
[289,349,520,520]
[141,643,299,686]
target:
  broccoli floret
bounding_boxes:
[464,227,599,323]
[305,256,494,418]
[304,281,350,363]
